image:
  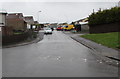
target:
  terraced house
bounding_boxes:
[6,13,27,32]
[24,16,34,29]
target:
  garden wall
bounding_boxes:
[89,22,119,34]
[81,24,89,33]
[2,32,29,45]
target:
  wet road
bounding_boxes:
[2,31,118,77]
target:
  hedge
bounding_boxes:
[88,7,120,26]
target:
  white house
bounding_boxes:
[0,11,7,27]
[0,11,7,32]
[24,16,34,29]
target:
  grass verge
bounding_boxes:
[81,32,119,49]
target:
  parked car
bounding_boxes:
[56,26,62,31]
[61,25,67,31]
[44,28,52,34]
[63,25,74,31]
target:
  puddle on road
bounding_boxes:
[37,55,106,65]
[38,55,62,62]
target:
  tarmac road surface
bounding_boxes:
[2,31,118,77]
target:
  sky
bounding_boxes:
[0,0,119,23]
[0,0,120,2]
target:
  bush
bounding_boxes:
[32,32,37,38]
[88,7,120,26]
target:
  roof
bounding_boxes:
[6,13,24,19]
[0,12,7,14]
[24,16,34,24]
[0,9,7,14]
[6,13,26,23]
[34,21,39,24]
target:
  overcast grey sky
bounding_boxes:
[0,0,120,2]
[0,0,119,23]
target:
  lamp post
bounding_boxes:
[37,11,41,23]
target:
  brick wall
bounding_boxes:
[2,26,13,36]
[6,19,27,31]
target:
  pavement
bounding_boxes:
[2,31,44,48]
[2,31,118,77]
[63,31,120,67]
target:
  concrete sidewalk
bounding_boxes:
[2,32,44,48]
[63,31,119,67]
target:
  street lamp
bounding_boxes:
[37,11,41,23]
